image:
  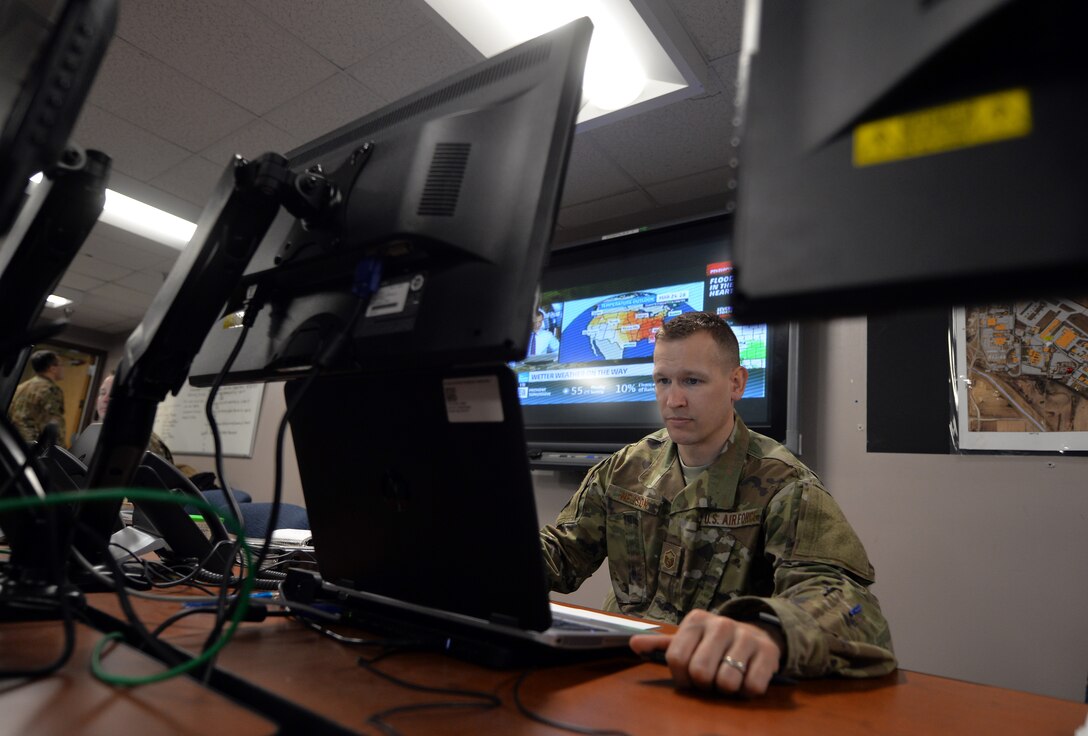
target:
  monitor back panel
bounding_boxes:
[286,365,552,631]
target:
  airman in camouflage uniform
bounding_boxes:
[541,416,895,678]
[147,431,175,463]
[8,350,66,446]
[540,312,895,693]
[98,373,182,469]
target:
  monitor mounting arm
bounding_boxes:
[76,151,342,561]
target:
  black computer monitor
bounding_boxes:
[0,0,116,236]
[189,18,593,385]
[732,0,1088,321]
[0,0,115,603]
[1,0,116,400]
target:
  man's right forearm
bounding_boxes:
[539,524,603,593]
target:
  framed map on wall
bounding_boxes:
[952,299,1088,452]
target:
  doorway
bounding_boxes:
[9,342,105,448]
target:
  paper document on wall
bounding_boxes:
[153,382,264,457]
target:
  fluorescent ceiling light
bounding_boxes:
[45,294,72,308]
[424,0,700,125]
[28,173,196,249]
[98,188,196,250]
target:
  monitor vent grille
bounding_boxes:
[290,42,552,168]
[418,143,471,217]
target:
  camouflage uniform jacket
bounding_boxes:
[540,415,896,679]
[147,431,174,464]
[8,375,65,445]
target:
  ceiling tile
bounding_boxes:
[103,170,205,223]
[80,230,174,271]
[200,119,303,165]
[87,38,256,152]
[65,311,115,331]
[587,73,734,186]
[116,0,339,115]
[89,283,156,310]
[150,156,226,209]
[100,320,140,335]
[557,190,656,230]
[643,166,731,206]
[560,136,637,207]
[265,72,387,144]
[249,0,429,69]
[90,221,183,257]
[150,255,183,273]
[66,302,121,321]
[672,0,744,62]
[66,253,133,282]
[709,53,740,108]
[117,270,168,297]
[59,271,105,292]
[70,304,133,332]
[82,292,147,318]
[50,284,85,303]
[72,104,191,182]
[346,22,481,101]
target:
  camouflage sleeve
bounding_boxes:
[44,383,65,417]
[8,408,38,444]
[539,461,611,594]
[43,383,66,444]
[147,432,174,464]
[719,479,897,679]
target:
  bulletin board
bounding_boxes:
[152,382,264,457]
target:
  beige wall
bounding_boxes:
[801,317,1087,702]
[172,382,304,506]
[95,329,306,506]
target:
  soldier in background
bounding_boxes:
[96,372,186,472]
[540,312,896,696]
[8,350,66,446]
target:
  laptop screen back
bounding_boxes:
[286,365,552,632]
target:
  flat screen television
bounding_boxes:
[516,216,798,458]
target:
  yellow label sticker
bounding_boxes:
[853,88,1032,167]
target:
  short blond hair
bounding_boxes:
[656,312,740,366]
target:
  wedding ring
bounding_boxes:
[722,655,747,675]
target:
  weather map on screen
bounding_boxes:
[514,263,767,408]
[559,284,701,363]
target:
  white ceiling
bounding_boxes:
[46,0,744,336]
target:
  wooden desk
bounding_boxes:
[0,616,276,736]
[87,595,1088,736]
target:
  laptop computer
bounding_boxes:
[283,365,657,665]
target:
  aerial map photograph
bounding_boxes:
[963,298,1088,435]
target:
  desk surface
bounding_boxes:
[88,595,1088,736]
[0,617,276,736]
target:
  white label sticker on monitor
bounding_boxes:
[365,281,411,317]
[443,376,504,423]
